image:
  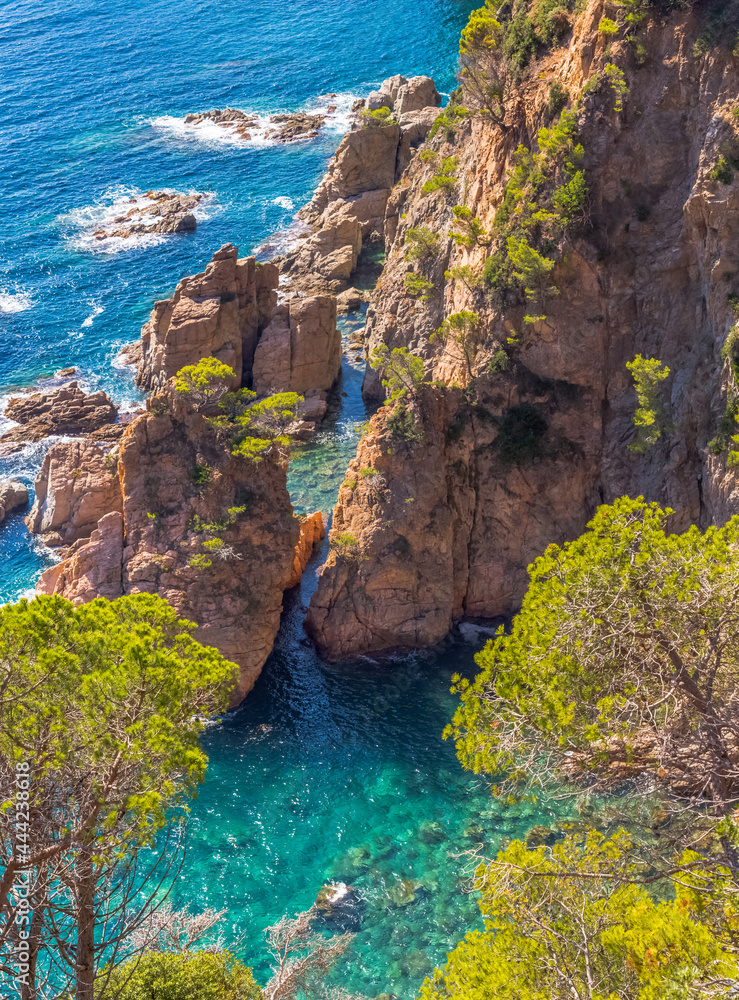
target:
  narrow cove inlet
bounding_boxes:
[6,0,739,997]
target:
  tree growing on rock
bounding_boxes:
[174,357,236,410]
[627,355,671,453]
[369,345,426,402]
[458,1,511,130]
[0,593,237,1000]
[432,310,484,380]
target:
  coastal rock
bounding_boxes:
[39,389,299,704]
[1,383,118,448]
[303,124,401,222]
[394,76,440,116]
[0,480,29,524]
[287,511,325,588]
[26,439,122,545]
[252,296,341,399]
[38,511,124,604]
[279,215,363,292]
[183,108,326,143]
[306,387,595,658]
[308,1,739,661]
[135,244,279,390]
[92,191,202,241]
[396,106,444,178]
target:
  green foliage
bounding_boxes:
[482,110,586,311]
[329,532,360,558]
[174,357,235,410]
[486,347,510,375]
[626,354,671,452]
[188,553,213,569]
[605,62,629,112]
[100,951,262,1000]
[218,391,303,463]
[361,106,393,128]
[547,79,569,120]
[428,102,469,141]
[386,400,425,443]
[433,311,485,378]
[404,272,436,300]
[421,156,458,197]
[404,226,441,265]
[370,345,427,401]
[446,496,739,813]
[722,322,739,382]
[449,206,491,248]
[598,15,620,34]
[710,154,734,185]
[190,462,212,490]
[445,265,483,291]
[421,828,737,1000]
[358,466,379,478]
[708,390,739,455]
[495,402,548,462]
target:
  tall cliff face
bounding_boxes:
[39,392,299,703]
[306,0,739,659]
[134,244,279,391]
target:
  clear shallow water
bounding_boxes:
[0,1,565,995]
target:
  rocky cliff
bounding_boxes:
[37,390,300,702]
[306,0,739,658]
[133,243,279,390]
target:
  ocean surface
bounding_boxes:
[0,1,563,995]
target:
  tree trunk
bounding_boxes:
[75,844,96,1000]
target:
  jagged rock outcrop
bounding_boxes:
[26,439,122,545]
[252,296,341,402]
[278,77,441,293]
[0,480,28,524]
[38,389,300,703]
[92,191,202,241]
[133,244,279,391]
[287,511,325,588]
[1,383,118,449]
[183,108,328,143]
[307,0,739,659]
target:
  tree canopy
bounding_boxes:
[447,497,739,828]
[0,593,238,999]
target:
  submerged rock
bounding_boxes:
[313,881,365,931]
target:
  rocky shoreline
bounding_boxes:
[0,73,444,702]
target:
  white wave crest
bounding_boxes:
[273,196,294,210]
[0,291,32,314]
[149,91,360,152]
[81,305,104,328]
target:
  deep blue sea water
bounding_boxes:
[0,2,565,996]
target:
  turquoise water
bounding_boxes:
[0,1,565,995]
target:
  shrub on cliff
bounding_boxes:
[432,310,485,380]
[360,106,393,128]
[403,226,441,265]
[421,156,458,197]
[370,345,426,401]
[0,593,238,1000]
[626,354,671,453]
[174,357,236,410]
[214,390,303,463]
[100,951,263,1000]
